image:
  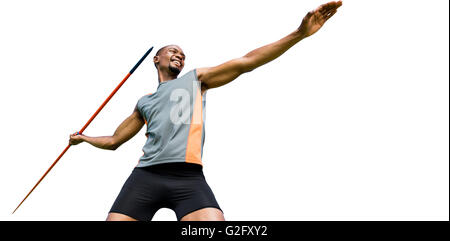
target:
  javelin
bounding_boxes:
[12,46,154,214]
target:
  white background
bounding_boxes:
[0,0,448,221]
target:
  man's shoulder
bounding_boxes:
[137,92,155,103]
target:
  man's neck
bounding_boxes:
[157,70,178,84]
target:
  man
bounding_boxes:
[69,1,342,221]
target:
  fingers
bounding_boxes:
[69,132,83,145]
[306,1,341,22]
[315,1,341,23]
[318,1,342,15]
[70,132,80,139]
[324,9,337,21]
[70,132,80,137]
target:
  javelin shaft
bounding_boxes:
[13,46,154,214]
[79,46,154,134]
[12,144,71,214]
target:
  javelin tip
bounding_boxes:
[129,46,154,74]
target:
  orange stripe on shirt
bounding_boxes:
[185,87,203,165]
[143,93,152,126]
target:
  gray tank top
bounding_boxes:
[136,69,206,167]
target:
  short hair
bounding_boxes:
[154,45,173,69]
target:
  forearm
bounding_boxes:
[79,135,117,150]
[69,109,144,150]
[242,29,306,72]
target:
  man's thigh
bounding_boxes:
[180,207,225,221]
[106,212,138,221]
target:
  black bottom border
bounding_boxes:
[1,221,449,240]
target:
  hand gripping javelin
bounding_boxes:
[12,46,154,214]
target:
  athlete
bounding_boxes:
[69,1,342,221]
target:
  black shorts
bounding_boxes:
[109,162,222,221]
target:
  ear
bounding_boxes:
[153,55,160,66]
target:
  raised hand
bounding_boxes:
[298,1,343,38]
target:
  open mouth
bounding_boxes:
[171,59,182,67]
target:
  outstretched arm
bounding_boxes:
[197,1,342,89]
[69,107,145,150]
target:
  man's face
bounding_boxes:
[155,45,186,76]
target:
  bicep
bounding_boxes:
[197,57,252,89]
[112,108,145,146]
